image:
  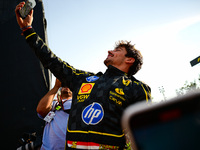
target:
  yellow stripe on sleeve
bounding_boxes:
[25,32,36,39]
[141,84,149,102]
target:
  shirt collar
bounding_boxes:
[105,65,128,76]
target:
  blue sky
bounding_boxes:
[42,0,200,101]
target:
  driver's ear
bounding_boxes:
[125,57,135,64]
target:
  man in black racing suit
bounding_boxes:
[15,2,151,149]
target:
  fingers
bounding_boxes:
[15,1,34,28]
[15,2,25,17]
[15,2,25,13]
[28,9,34,17]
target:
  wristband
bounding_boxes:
[21,26,32,35]
[21,25,32,31]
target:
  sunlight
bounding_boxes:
[132,15,200,101]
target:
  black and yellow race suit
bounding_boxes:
[23,28,151,150]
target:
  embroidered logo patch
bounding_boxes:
[86,76,99,82]
[122,78,131,86]
[78,83,95,94]
[115,88,124,95]
[82,102,104,125]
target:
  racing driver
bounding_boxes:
[15,2,151,150]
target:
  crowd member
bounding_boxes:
[37,79,72,150]
[15,2,151,149]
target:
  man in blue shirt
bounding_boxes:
[37,79,72,150]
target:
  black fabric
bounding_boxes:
[0,0,51,149]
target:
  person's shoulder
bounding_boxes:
[96,72,103,76]
[129,76,151,102]
[130,76,151,91]
[63,99,72,110]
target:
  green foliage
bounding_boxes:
[176,75,200,96]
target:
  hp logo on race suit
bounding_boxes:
[82,102,104,125]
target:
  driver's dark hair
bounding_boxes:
[115,40,143,75]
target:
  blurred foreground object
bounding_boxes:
[122,91,200,150]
